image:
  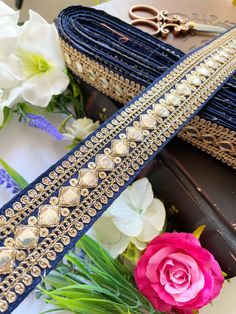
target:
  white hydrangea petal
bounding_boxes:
[109,197,143,237]
[89,215,130,258]
[122,178,153,213]
[20,11,65,68]
[136,198,166,242]
[131,238,147,251]
[22,69,69,107]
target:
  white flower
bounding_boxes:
[63,117,100,141]
[0,1,20,59]
[17,10,69,107]
[89,212,130,258]
[0,86,23,125]
[0,6,69,126]
[90,178,166,257]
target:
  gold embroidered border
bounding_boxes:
[179,116,236,169]
[0,29,235,312]
[60,34,236,168]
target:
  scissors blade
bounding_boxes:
[191,22,227,33]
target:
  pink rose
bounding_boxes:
[134,232,224,313]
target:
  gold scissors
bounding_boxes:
[129,5,227,38]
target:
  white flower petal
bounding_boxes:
[22,69,69,107]
[122,178,153,213]
[0,55,22,88]
[0,25,19,59]
[20,11,65,68]
[89,215,130,258]
[109,197,143,237]
[63,117,100,141]
[0,85,23,126]
[0,1,19,20]
[136,198,166,242]
[130,238,147,250]
[0,1,20,58]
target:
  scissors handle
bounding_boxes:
[129,5,159,21]
[130,19,161,36]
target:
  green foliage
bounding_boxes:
[46,72,85,119]
[39,235,163,314]
[0,158,28,189]
[0,107,12,129]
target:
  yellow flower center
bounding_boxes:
[19,51,51,77]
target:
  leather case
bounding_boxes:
[146,139,236,278]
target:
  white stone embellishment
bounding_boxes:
[38,205,60,227]
[196,66,210,77]
[230,41,236,49]
[75,61,83,73]
[78,169,98,188]
[186,75,201,86]
[0,248,14,274]
[111,139,129,156]
[205,59,218,69]
[59,186,80,207]
[96,154,115,171]
[113,85,123,96]
[87,69,96,81]
[218,50,229,59]
[64,53,71,65]
[176,84,192,96]
[99,77,109,88]
[165,94,181,106]
[223,47,234,55]
[126,127,143,141]
[14,225,39,249]
[213,54,226,63]
[140,114,156,129]
[153,103,170,117]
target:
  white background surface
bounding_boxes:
[1,0,236,313]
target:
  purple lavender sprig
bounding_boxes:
[0,168,21,194]
[24,114,63,140]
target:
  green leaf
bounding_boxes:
[193,225,206,239]
[40,235,163,314]
[0,158,28,189]
[58,114,72,133]
[0,107,12,129]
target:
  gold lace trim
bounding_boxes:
[60,37,235,168]
[178,116,236,169]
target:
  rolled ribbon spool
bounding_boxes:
[58,6,236,168]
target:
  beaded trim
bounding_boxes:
[60,37,236,168]
[60,38,145,104]
[0,28,236,313]
[178,116,236,169]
